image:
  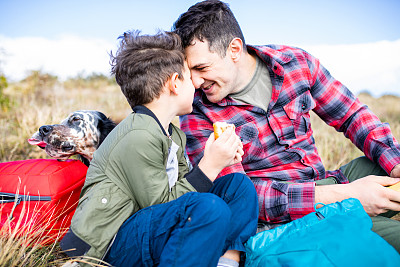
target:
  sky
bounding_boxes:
[0,0,400,96]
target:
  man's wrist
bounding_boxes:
[315,184,349,207]
[390,164,400,178]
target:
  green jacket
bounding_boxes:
[70,106,212,261]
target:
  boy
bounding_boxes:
[61,30,258,267]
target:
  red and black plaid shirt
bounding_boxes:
[180,44,400,224]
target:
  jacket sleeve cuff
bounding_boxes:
[184,165,213,192]
[287,182,316,220]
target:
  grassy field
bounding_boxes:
[1,71,400,266]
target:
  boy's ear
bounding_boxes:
[228,38,243,63]
[167,72,180,95]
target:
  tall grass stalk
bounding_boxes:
[0,185,111,266]
[0,191,64,266]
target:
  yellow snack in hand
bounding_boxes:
[387,182,400,192]
[213,122,235,139]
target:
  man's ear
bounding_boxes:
[229,38,243,63]
[167,73,180,95]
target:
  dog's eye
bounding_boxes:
[71,117,81,122]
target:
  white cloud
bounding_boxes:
[302,40,400,97]
[0,35,117,81]
[0,35,399,97]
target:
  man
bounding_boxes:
[173,0,400,251]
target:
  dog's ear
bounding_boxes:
[95,112,117,147]
[78,155,91,167]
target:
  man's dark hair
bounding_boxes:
[173,0,246,57]
[110,31,185,108]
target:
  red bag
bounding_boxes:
[0,159,87,245]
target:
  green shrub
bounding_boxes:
[0,74,10,112]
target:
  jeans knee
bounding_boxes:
[191,194,231,226]
[229,173,257,196]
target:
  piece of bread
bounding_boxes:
[213,122,235,139]
[388,182,400,192]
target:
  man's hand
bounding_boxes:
[390,164,400,178]
[316,175,400,217]
[347,176,400,216]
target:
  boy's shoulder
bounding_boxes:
[118,112,160,133]
[99,113,164,151]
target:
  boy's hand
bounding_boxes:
[198,127,243,181]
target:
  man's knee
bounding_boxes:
[372,216,400,253]
[341,156,387,182]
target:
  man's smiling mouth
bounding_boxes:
[202,83,214,92]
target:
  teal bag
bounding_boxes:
[245,198,400,267]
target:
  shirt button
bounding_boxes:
[101,198,108,204]
[284,144,289,149]
[273,66,278,70]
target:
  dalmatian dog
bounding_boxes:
[28,110,116,166]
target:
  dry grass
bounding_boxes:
[0,71,131,163]
[0,72,129,266]
[0,71,399,265]
[0,192,70,266]
[311,93,400,170]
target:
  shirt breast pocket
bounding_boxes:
[234,120,260,163]
[283,90,316,139]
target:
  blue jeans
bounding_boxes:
[104,173,259,267]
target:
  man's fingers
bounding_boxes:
[385,186,400,203]
[368,176,400,186]
[384,177,400,186]
[383,199,400,212]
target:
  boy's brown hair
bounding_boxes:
[110,31,185,108]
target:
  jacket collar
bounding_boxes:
[132,105,172,137]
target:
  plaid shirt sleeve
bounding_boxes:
[306,51,400,175]
[252,179,315,223]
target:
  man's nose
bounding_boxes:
[191,71,204,89]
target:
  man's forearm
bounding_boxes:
[314,184,350,208]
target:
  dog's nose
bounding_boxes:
[39,125,53,136]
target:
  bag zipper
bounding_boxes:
[315,211,325,220]
[0,192,52,220]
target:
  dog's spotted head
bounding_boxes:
[28,110,116,164]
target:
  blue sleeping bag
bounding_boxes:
[245,198,400,267]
